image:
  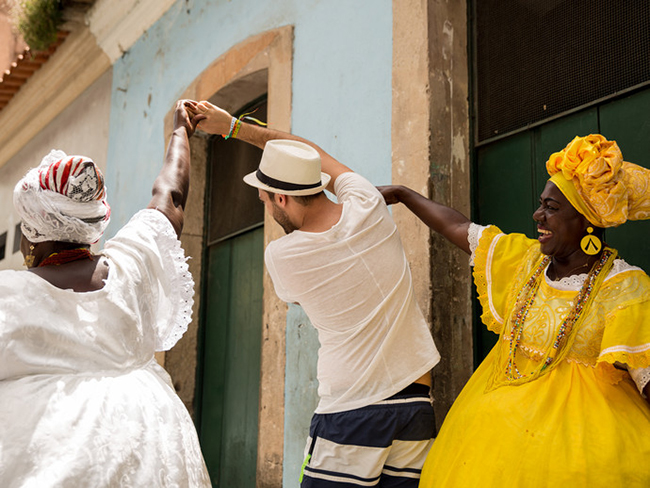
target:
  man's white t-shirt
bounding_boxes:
[265,172,440,414]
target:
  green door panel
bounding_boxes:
[200,226,264,486]
[475,132,533,359]
[533,108,599,197]
[599,89,650,163]
[200,240,231,480]
[599,89,650,272]
[476,131,533,235]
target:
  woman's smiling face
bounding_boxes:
[532,181,588,258]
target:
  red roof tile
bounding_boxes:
[0,30,69,112]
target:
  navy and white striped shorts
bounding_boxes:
[300,384,436,487]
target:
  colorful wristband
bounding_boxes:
[222,109,268,140]
[222,117,237,139]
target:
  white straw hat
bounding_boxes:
[243,139,330,196]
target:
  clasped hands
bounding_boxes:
[175,100,232,136]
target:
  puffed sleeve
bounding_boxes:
[472,225,539,334]
[102,209,195,351]
[597,270,650,372]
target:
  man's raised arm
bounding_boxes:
[189,100,352,193]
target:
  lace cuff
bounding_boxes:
[468,223,487,266]
[135,209,195,352]
[629,366,650,397]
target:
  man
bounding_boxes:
[189,100,440,487]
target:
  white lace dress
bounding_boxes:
[0,210,211,487]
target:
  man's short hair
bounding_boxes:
[265,190,323,206]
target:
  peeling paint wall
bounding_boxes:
[427,1,473,424]
[392,0,472,428]
[104,1,393,237]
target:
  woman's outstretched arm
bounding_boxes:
[378,185,472,254]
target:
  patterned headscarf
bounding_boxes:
[546,134,650,228]
[13,150,111,244]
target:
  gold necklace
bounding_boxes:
[550,260,590,281]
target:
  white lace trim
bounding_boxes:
[468,223,487,267]
[137,209,195,351]
[544,266,588,290]
[600,343,650,357]
[607,258,643,278]
[545,258,641,291]
[629,367,650,397]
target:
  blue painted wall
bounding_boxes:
[104,0,392,483]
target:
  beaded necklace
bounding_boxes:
[502,248,616,384]
[38,248,94,267]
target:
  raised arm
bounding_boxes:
[148,100,205,237]
[378,185,472,254]
[189,100,352,193]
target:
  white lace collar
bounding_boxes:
[545,258,642,291]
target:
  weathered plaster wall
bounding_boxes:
[427,1,473,424]
[0,69,113,271]
[0,26,111,169]
[392,0,472,427]
[104,0,392,236]
[392,0,434,326]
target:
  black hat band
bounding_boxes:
[256,169,322,191]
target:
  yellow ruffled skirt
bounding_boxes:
[419,347,650,487]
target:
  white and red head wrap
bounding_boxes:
[13,150,111,244]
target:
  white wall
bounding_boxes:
[0,69,112,270]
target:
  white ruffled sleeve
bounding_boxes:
[629,367,650,397]
[103,209,195,351]
[468,223,488,266]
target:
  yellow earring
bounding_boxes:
[580,227,602,255]
[24,244,35,268]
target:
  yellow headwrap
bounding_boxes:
[546,134,650,228]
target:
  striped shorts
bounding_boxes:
[300,384,436,487]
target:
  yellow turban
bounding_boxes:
[546,134,650,228]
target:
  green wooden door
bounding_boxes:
[474,87,650,361]
[196,98,267,485]
[598,90,650,265]
[199,226,264,486]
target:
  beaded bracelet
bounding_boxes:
[231,118,243,139]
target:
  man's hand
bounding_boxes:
[188,100,234,135]
[174,100,206,137]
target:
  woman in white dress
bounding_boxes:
[0,100,212,487]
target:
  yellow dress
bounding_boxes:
[419,226,650,487]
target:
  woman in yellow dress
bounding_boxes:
[379,134,650,487]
